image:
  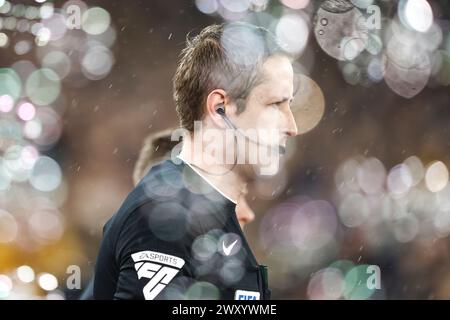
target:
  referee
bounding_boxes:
[92,22,298,300]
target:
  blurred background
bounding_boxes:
[0,0,450,300]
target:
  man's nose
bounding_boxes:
[285,109,298,137]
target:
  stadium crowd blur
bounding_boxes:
[0,0,450,299]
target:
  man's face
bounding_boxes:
[229,54,298,175]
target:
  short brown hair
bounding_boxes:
[173,22,288,131]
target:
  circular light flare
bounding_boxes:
[31,22,43,36]
[17,18,31,33]
[39,2,54,19]
[33,106,63,148]
[290,200,337,250]
[400,0,433,33]
[341,36,366,61]
[367,57,385,82]
[384,36,432,98]
[335,158,361,194]
[37,273,58,291]
[20,145,39,169]
[314,7,368,61]
[387,164,413,197]
[291,73,325,134]
[23,119,43,140]
[365,33,383,55]
[0,94,14,112]
[14,40,32,55]
[0,1,11,14]
[42,51,72,80]
[3,145,32,182]
[17,265,35,283]
[276,14,309,56]
[25,68,61,106]
[192,234,218,261]
[356,157,386,195]
[425,161,449,193]
[82,7,111,35]
[35,27,51,46]
[81,45,114,80]
[220,258,245,285]
[338,192,370,228]
[221,22,267,67]
[195,0,218,14]
[25,6,40,19]
[3,16,16,30]
[342,63,361,85]
[17,102,36,121]
[11,60,37,85]
[29,156,62,192]
[410,154,426,183]
[41,13,67,41]
[307,268,344,300]
[0,68,22,102]
[29,210,64,243]
[259,200,301,249]
[0,32,9,47]
[0,274,13,298]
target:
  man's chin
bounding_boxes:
[252,160,282,177]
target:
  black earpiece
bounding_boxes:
[216,104,225,115]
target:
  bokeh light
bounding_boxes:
[425,161,449,193]
[17,102,36,121]
[275,13,309,56]
[0,94,14,112]
[82,7,110,35]
[398,0,433,33]
[25,68,61,106]
[29,156,62,192]
[16,266,35,283]
[37,273,58,291]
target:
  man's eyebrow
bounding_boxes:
[269,96,294,103]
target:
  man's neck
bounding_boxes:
[178,136,247,204]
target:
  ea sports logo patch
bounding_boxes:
[131,250,185,300]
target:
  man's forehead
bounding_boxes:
[253,62,294,98]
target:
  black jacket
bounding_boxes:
[92,159,271,300]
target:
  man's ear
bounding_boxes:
[205,89,229,129]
